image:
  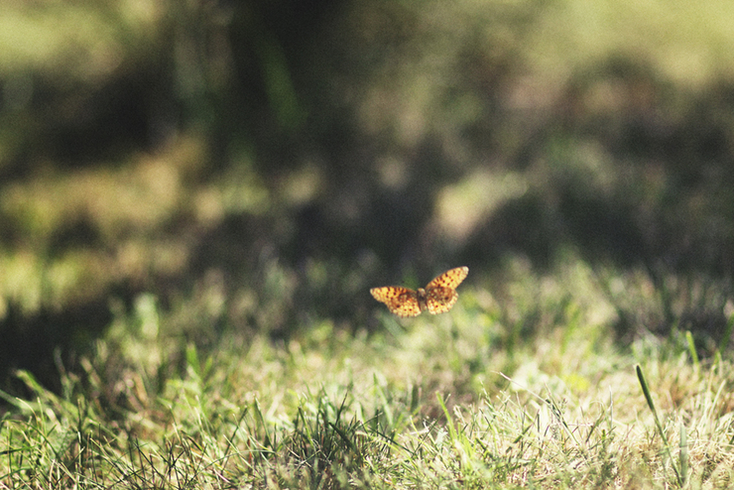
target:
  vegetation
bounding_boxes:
[3,260,734,488]
[2,0,734,487]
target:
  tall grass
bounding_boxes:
[3,259,734,488]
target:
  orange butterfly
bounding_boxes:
[370,266,469,317]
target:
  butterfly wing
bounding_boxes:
[425,266,469,290]
[425,287,459,314]
[370,286,422,317]
[424,267,468,315]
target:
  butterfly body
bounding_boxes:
[370,266,468,317]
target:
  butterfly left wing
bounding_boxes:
[370,286,422,317]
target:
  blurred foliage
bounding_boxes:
[1,0,734,391]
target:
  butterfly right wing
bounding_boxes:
[426,266,469,290]
[425,287,459,314]
[424,266,468,314]
[370,286,422,317]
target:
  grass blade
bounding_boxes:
[636,364,682,487]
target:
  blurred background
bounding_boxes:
[2,0,734,393]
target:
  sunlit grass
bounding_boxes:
[0,1,159,78]
[2,1,734,486]
[525,0,734,87]
[3,258,734,488]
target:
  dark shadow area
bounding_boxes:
[0,299,113,397]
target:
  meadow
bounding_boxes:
[2,0,734,488]
[3,259,734,488]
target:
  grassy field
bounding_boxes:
[2,259,733,489]
[3,0,734,488]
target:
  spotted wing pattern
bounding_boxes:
[370,286,422,317]
[371,267,469,317]
[424,267,469,315]
[425,266,469,291]
[425,286,459,314]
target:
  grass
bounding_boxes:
[3,0,734,487]
[2,259,734,489]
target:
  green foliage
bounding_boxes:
[636,364,683,486]
[2,277,734,488]
[2,0,734,348]
[3,0,734,486]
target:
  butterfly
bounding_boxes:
[370,266,469,317]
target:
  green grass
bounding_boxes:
[3,0,734,488]
[3,259,734,489]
